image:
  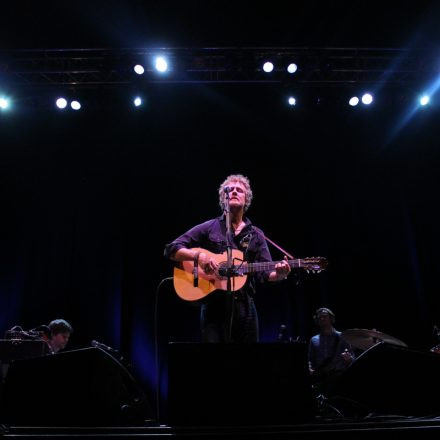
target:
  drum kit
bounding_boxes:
[340,328,408,351]
[341,326,440,354]
[430,325,440,354]
[431,345,440,354]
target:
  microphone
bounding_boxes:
[277,324,287,342]
[91,340,117,352]
[224,186,232,194]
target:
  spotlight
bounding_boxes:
[287,63,298,74]
[263,62,274,73]
[361,93,373,105]
[349,96,359,106]
[154,56,168,73]
[0,97,9,110]
[70,100,81,110]
[419,95,430,106]
[133,64,145,75]
[133,96,142,107]
[287,96,296,106]
[56,97,68,109]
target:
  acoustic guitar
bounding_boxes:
[173,247,327,302]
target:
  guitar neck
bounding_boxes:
[244,259,301,274]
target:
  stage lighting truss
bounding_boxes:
[0,47,436,89]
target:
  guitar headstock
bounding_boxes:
[301,257,328,273]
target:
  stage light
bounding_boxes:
[133,96,142,107]
[361,93,373,105]
[419,95,430,106]
[56,97,68,109]
[0,97,9,110]
[349,96,359,106]
[287,63,298,74]
[287,96,296,106]
[263,62,274,73]
[154,56,168,73]
[133,64,145,75]
[70,100,81,110]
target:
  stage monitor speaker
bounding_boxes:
[2,347,153,426]
[331,342,440,416]
[167,342,314,426]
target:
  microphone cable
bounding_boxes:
[154,276,173,424]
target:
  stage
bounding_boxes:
[3,417,440,440]
[1,342,440,440]
[2,3,440,440]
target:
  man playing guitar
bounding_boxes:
[164,174,292,343]
[308,308,355,396]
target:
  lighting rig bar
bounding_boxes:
[0,47,436,88]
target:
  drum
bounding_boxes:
[430,344,440,354]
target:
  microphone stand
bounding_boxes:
[224,188,235,343]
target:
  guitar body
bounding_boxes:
[173,248,247,302]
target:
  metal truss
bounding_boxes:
[0,47,436,88]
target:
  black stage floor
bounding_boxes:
[3,417,440,440]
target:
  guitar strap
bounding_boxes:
[262,232,301,285]
[262,233,294,259]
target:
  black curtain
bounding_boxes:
[1,84,440,407]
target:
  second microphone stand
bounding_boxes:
[223,188,235,343]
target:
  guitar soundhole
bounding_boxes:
[216,262,229,280]
[216,261,244,279]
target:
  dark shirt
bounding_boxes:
[164,214,273,294]
[308,329,354,375]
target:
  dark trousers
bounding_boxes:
[200,291,259,342]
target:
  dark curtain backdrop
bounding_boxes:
[1,84,440,415]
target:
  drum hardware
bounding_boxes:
[430,344,440,354]
[341,328,407,351]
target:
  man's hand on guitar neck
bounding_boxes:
[269,255,291,282]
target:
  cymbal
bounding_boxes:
[341,328,408,351]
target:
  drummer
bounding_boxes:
[308,307,355,395]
